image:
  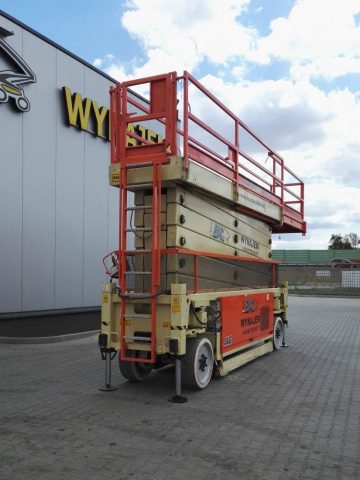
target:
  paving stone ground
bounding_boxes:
[1,296,360,480]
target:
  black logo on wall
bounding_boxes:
[0,31,36,112]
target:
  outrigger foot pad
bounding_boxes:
[168,395,188,404]
[99,385,118,392]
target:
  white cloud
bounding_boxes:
[258,0,360,80]
[93,58,102,68]
[93,0,360,249]
[290,57,360,81]
[93,54,116,69]
[200,75,332,149]
[102,0,360,82]
[274,181,360,249]
[121,0,256,74]
[104,63,129,81]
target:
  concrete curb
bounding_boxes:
[0,330,99,345]
[289,294,360,299]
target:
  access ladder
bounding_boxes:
[111,73,178,364]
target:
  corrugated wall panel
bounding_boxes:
[309,250,330,262]
[272,251,284,262]
[0,14,163,313]
[82,70,112,307]
[54,51,85,309]
[0,20,23,312]
[22,31,56,311]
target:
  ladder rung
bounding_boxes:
[123,293,151,298]
[126,183,152,190]
[125,336,151,343]
[126,249,151,254]
[125,271,152,275]
[126,205,153,211]
[126,228,152,232]
[127,162,154,168]
[124,314,151,319]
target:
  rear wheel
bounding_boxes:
[119,350,152,381]
[273,317,284,350]
[183,337,214,389]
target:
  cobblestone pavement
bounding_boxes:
[1,296,360,480]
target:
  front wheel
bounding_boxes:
[273,317,284,350]
[183,337,214,389]
[119,350,152,381]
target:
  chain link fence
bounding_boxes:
[279,264,360,296]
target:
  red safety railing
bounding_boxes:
[110,71,306,234]
[180,72,305,233]
[110,72,177,166]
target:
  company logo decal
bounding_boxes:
[211,222,230,243]
[0,33,36,112]
[244,298,256,313]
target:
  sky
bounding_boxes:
[1,0,360,250]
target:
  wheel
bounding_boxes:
[273,317,284,350]
[183,337,214,389]
[119,350,152,381]
[15,95,30,112]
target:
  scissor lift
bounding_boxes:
[98,72,305,401]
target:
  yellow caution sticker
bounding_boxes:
[102,294,108,304]
[171,297,180,313]
[162,321,170,328]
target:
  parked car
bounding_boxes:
[328,258,355,267]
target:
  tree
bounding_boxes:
[346,232,360,249]
[328,233,359,250]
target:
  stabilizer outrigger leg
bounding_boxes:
[99,334,118,391]
[282,321,290,348]
[168,357,188,404]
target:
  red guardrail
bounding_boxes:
[110,71,306,234]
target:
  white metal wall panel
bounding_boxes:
[82,70,112,306]
[0,19,23,312]
[54,51,86,309]
[82,134,109,306]
[22,31,57,311]
[0,13,138,313]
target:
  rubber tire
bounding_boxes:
[119,350,152,382]
[273,317,284,350]
[183,337,214,390]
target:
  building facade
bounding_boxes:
[0,11,119,314]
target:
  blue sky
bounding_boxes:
[0,0,136,64]
[1,0,360,249]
